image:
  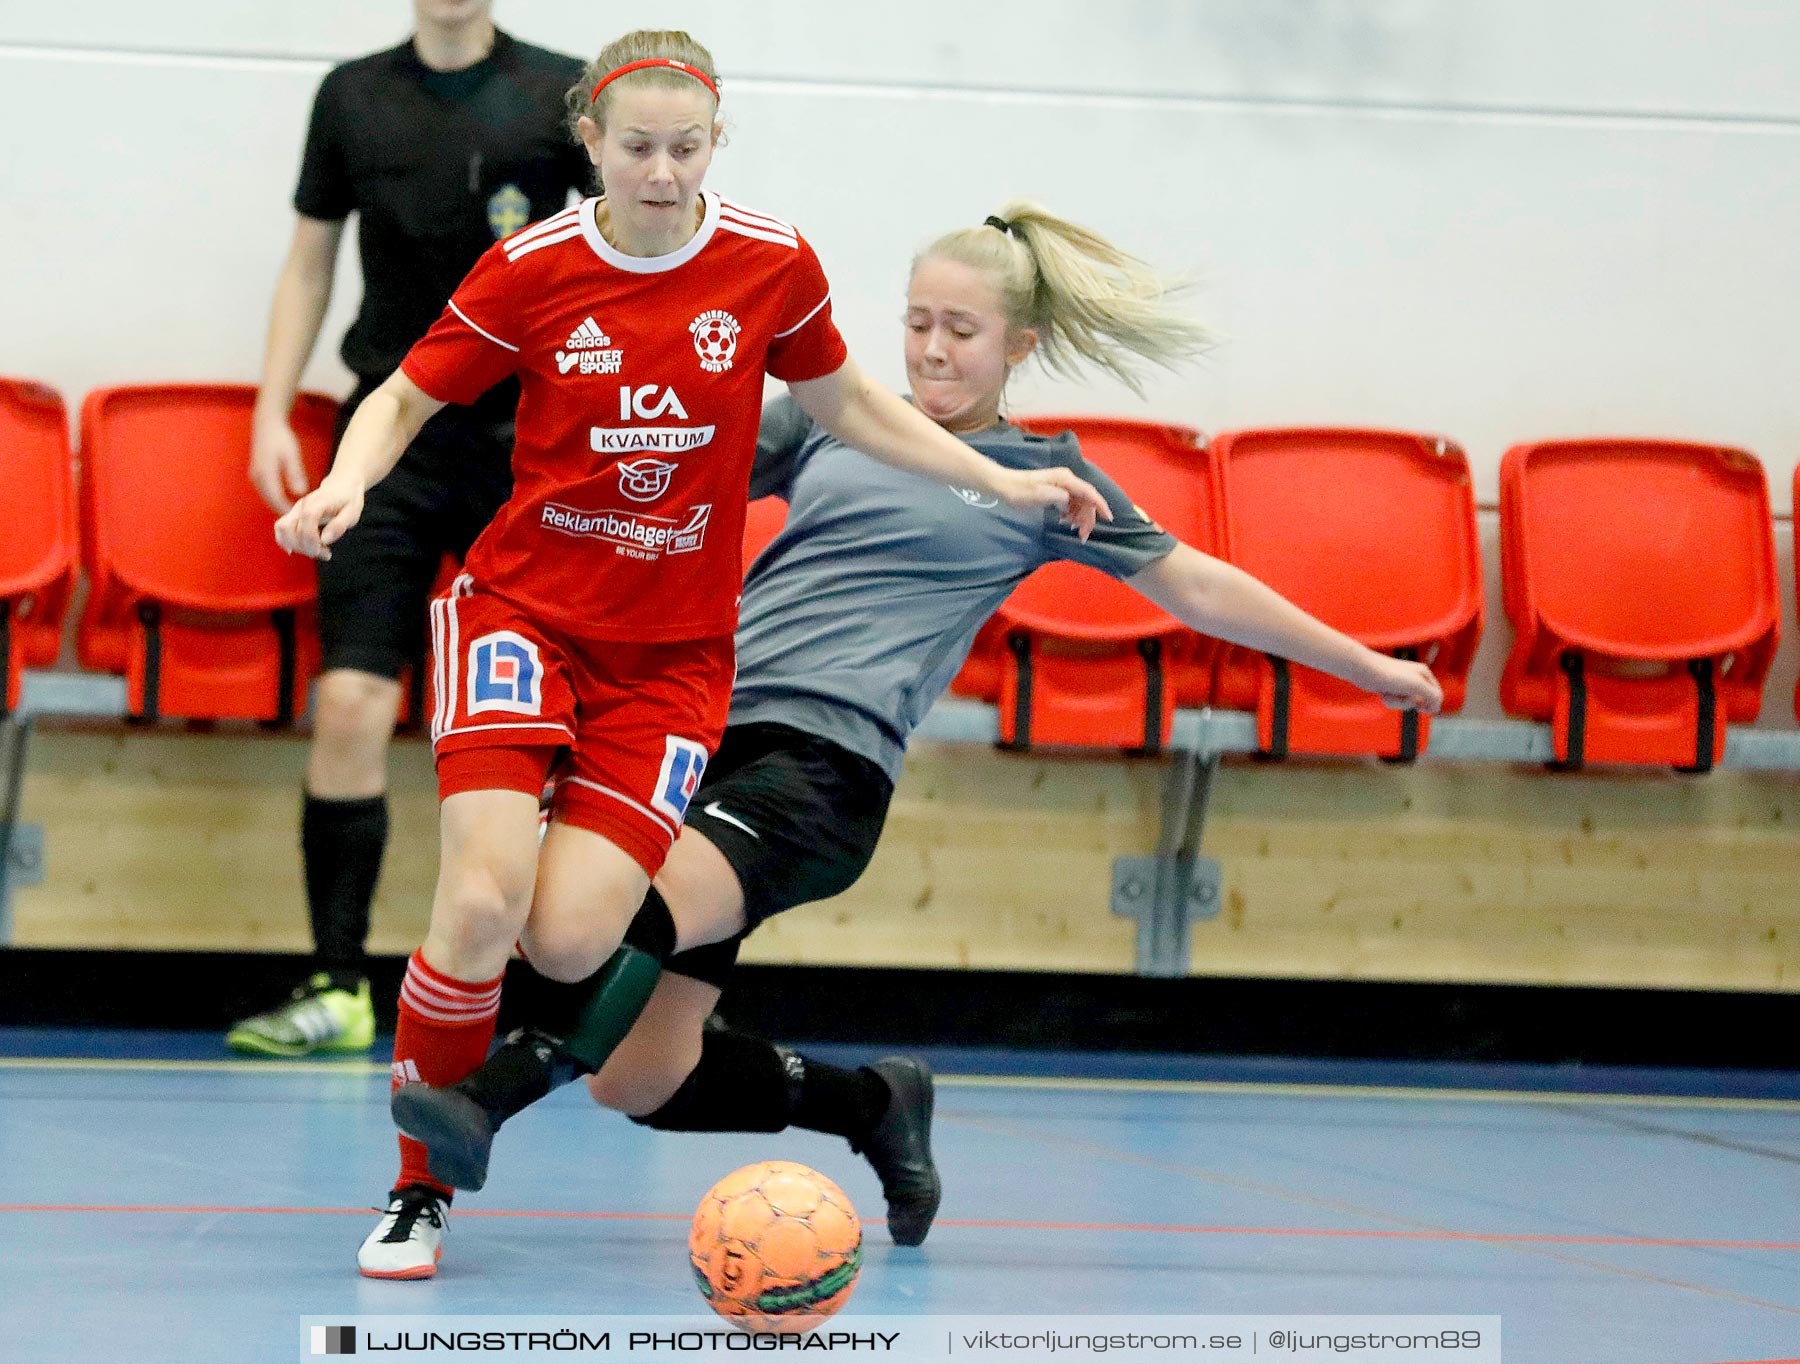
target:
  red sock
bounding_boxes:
[390,950,504,1195]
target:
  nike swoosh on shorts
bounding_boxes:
[702,802,759,839]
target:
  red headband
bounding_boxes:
[589,58,719,105]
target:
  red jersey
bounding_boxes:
[401,192,848,641]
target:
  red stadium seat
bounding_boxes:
[76,384,337,723]
[742,495,787,576]
[0,379,77,716]
[1500,438,1778,770]
[950,615,1009,708]
[1792,465,1800,725]
[1209,428,1483,760]
[955,417,1213,751]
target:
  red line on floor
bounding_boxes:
[0,1205,683,1220]
[937,1218,1800,1251]
[2,1204,1798,1252]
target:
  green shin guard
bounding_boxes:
[562,943,664,1073]
[403,914,677,1192]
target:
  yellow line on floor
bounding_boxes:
[939,1073,1800,1112]
[0,1057,388,1076]
[936,1072,1800,1115]
[2,1055,1797,1112]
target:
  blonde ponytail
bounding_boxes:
[915,201,1209,395]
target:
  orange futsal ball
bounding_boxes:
[689,1160,863,1334]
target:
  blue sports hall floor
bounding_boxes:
[1,1028,1797,1364]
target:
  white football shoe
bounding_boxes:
[356,1185,448,1279]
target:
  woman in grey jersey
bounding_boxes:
[393,202,1444,1249]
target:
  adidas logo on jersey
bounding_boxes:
[565,317,613,349]
[555,317,623,376]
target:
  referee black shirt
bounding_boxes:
[294,30,590,423]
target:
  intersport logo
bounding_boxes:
[541,502,711,559]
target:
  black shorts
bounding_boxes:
[664,722,894,989]
[316,382,513,680]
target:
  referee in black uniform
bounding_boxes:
[230,1,590,1056]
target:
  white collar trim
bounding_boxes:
[579,191,720,274]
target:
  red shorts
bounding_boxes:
[427,575,734,876]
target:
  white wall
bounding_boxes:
[3,1,1797,720]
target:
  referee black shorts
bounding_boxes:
[663,722,894,989]
[316,382,513,680]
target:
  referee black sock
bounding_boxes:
[300,792,387,985]
[631,1027,890,1144]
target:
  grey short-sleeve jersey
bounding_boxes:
[731,396,1179,779]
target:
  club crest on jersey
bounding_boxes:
[652,736,709,825]
[618,457,678,502]
[467,631,543,716]
[487,184,530,239]
[556,317,623,375]
[690,310,740,373]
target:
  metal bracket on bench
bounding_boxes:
[0,715,42,944]
[1111,746,1222,977]
[1,824,44,943]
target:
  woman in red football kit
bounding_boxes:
[273,28,1110,1279]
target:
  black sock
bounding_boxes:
[456,1030,577,1127]
[301,792,387,982]
[631,1027,798,1133]
[631,1029,890,1142]
[792,1057,890,1146]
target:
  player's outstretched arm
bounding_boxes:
[1128,543,1443,713]
[250,215,345,513]
[273,370,445,561]
[787,360,1112,541]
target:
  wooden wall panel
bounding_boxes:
[11,729,1800,991]
[9,729,439,955]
